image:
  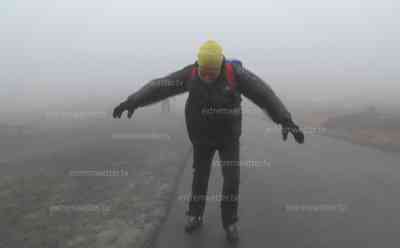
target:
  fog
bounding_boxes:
[1,0,399,113]
[1,2,400,247]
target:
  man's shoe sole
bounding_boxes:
[225,226,239,243]
[184,221,203,233]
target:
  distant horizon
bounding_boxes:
[1,0,398,112]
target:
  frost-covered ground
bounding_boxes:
[0,110,189,248]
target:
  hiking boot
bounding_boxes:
[225,223,239,243]
[184,215,203,233]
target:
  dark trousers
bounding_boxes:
[185,139,240,230]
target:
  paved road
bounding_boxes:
[154,118,400,248]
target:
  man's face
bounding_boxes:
[198,65,221,83]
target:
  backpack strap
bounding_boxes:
[225,63,237,92]
[191,67,198,79]
[189,62,237,93]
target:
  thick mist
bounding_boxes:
[1,0,399,113]
[1,2,400,247]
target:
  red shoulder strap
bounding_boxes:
[225,63,237,92]
[190,67,197,80]
[189,64,236,92]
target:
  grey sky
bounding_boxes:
[1,0,399,109]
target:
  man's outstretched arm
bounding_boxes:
[234,64,292,124]
[113,64,192,118]
[234,64,304,143]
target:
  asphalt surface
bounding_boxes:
[154,118,400,248]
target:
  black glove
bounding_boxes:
[113,101,137,119]
[281,119,305,144]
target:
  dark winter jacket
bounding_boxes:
[125,57,292,145]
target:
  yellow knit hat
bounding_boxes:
[197,40,224,69]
